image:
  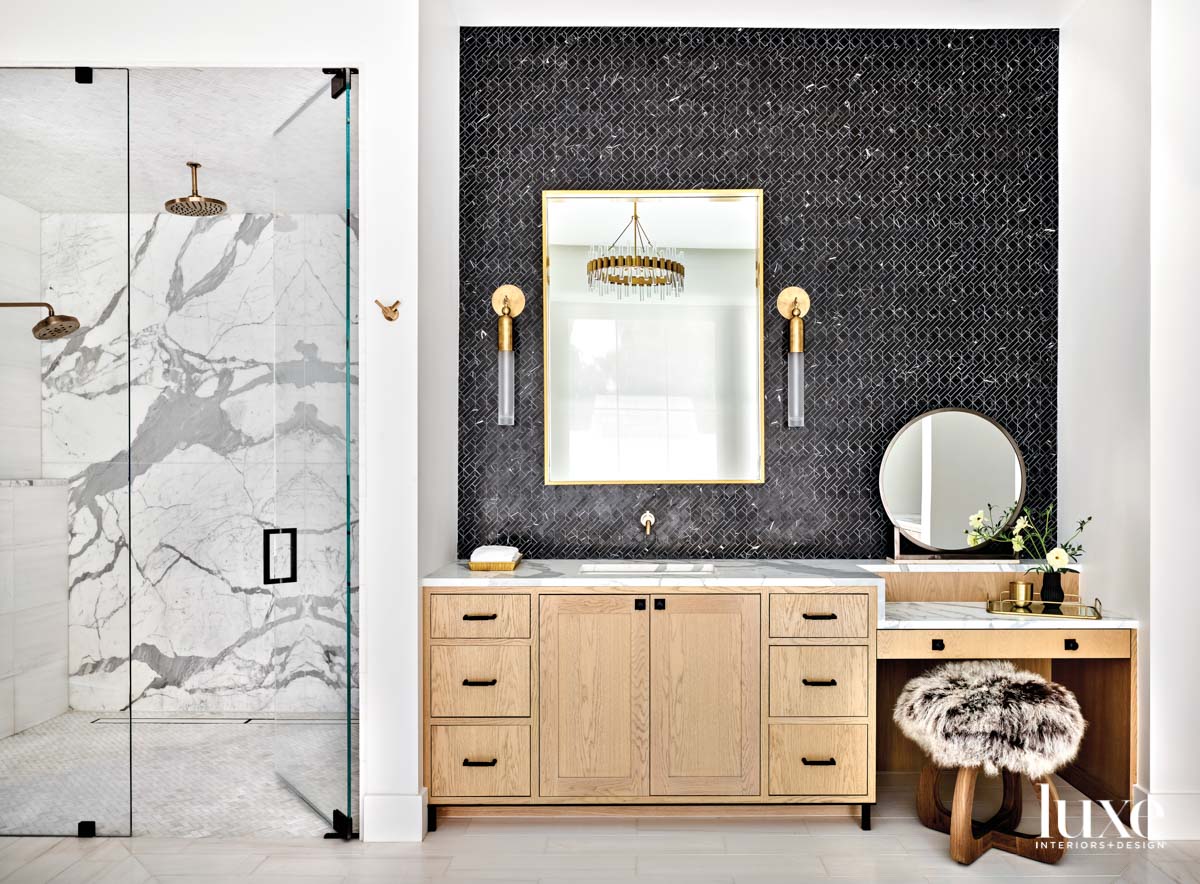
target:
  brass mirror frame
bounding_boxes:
[541,188,766,486]
[878,407,1028,554]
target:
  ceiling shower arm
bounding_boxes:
[0,301,56,315]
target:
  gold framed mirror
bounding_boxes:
[542,189,765,485]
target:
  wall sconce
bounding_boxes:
[492,284,525,426]
[777,286,811,428]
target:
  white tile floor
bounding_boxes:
[2,773,1198,883]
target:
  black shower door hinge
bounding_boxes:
[322,67,359,100]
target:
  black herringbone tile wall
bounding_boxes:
[458,27,1058,559]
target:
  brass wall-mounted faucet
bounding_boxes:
[640,511,656,536]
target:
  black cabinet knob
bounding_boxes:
[1064,638,1079,651]
[931,638,945,651]
[654,598,666,610]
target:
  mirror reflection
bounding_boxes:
[543,191,763,485]
[879,409,1025,551]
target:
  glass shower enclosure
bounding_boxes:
[0,66,358,838]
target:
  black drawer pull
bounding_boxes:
[802,678,838,687]
[462,678,498,687]
[931,638,945,651]
[802,757,837,766]
[1064,638,1079,651]
[802,612,837,621]
[462,758,498,767]
[463,613,498,621]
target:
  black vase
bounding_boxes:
[1040,571,1065,604]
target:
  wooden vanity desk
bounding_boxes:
[874,566,1138,820]
[420,561,1138,829]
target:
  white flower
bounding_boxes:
[967,531,983,547]
[1046,547,1070,570]
[968,510,986,530]
[1014,516,1028,533]
[1011,535,1025,552]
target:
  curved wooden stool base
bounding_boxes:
[917,763,1065,865]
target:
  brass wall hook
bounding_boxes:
[374,299,401,321]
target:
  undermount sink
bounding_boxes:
[578,562,715,575]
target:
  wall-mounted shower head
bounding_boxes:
[165,161,227,217]
[0,301,81,340]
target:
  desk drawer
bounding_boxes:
[770,593,871,638]
[769,723,868,796]
[430,594,530,639]
[877,629,1131,660]
[769,646,869,717]
[430,645,531,717]
[431,725,530,797]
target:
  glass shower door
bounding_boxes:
[0,66,132,836]
[271,70,358,835]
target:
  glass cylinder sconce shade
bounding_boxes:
[788,350,805,427]
[498,349,514,425]
[492,285,525,427]
[777,286,811,429]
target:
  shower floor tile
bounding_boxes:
[0,711,357,838]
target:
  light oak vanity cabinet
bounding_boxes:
[423,585,877,822]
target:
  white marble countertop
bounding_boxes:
[881,601,1138,630]
[422,558,886,588]
[0,478,69,487]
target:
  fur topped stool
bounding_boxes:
[893,660,1086,865]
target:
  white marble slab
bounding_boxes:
[422,558,887,588]
[881,601,1137,630]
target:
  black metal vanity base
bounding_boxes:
[427,804,438,833]
[861,803,872,831]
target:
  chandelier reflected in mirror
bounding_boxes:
[585,199,685,300]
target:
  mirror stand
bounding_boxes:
[889,527,1020,563]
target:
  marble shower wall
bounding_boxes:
[42,212,357,713]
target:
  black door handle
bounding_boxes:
[802,678,838,687]
[931,638,945,651]
[462,678,498,687]
[462,613,498,621]
[802,757,837,766]
[462,758,498,767]
[634,598,646,610]
[1064,638,1079,651]
[802,612,837,620]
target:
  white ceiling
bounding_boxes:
[450,0,1088,28]
[0,67,355,214]
[547,194,758,250]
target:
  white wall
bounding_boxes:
[0,193,42,478]
[1,0,423,841]
[1149,0,1200,841]
[1058,0,1152,814]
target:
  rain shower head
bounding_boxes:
[0,302,81,340]
[165,161,227,217]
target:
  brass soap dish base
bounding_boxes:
[468,556,523,572]
[986,599,1102,620]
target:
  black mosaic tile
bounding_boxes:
[458,27,1058,559]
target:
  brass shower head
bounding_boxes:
[0,302,81,340]
[165,161,227,217]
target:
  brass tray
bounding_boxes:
[986,598,1102,620]
[468,555,523,572]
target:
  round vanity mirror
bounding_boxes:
[879,408,1026,552]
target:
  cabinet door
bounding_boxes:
[539,595,649,797]
[650,594,760,795]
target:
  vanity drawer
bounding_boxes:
[430,645,531,717]
[431,725,531,797]
[769,593,871,638]
[769,646,869,717]
[768,723,868,796]
[430,594,531,639]
[878,629,1131,660]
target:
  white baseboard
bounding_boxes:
[1146,789,1200,840]
[361,788,428,842]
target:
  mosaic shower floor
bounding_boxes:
[0,712,358,838]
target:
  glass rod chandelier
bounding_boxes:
[586,200,685,300]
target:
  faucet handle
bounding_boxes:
[640,511,656,536]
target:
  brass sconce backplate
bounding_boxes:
[776,286,810,319]
[492,284,526,318]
